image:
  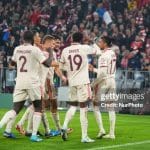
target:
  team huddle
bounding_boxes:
[0,30,116,143]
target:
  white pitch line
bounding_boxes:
[87,140,150,150]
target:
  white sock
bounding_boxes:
[0,110,16,128]
[32,112,42,136]
[51,112,61,130]
[26,106,34,133]
[93,106,105,133]
[62,106,77,130]
[5,116,17,133]
[17,106,32,126]
[42,112,50,134]
[80,107,88,139]
[108,111,116,136]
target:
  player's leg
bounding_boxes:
[92,84,105,139]
[0,89,26,138]
[49,85,61,129]
[50,98,61,135]
[103,104,116,139]
[46,82,62,136]
[78,84,94,143]
[41,111,51,137]
[30,100,42,141]
[61,86,78,141]
[17,101,31,126]
[40,98,52,137]
[25,105,34,136]
[0,110,17,129]
[107,109,116,138]
[4,116,16,138]
[16,101,33,135]
[103,79,116,139]
[28,87,43,142]
[62,102,77,130]
[1,101,25,138]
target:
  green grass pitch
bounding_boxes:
[0,109,150,150]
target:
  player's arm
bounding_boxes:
[10,48,17,66]
[54,67,67,83]
[90,58,109,88]
[58,50,66,70]
[43,59,59,68]
[97,55,113,79]
[10,60,16,66]
[42,57,54,67]
[85,44,102,56]
[88,64,98,73]
[42,48,55,67]
[43,48,60,68]
[35,47,59,68]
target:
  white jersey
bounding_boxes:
[39,51,49,89]
[12,44,47,89]
[60,43,97,86]
[94,48,116,82]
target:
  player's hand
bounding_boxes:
[61,75,67,84]
[51,61,59,68]
[89,64,94,71]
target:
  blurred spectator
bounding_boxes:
[0,0,149,72]
[121,48,130,69]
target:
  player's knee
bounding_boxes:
[33,100,42,112]
[50,108,57,113]
[50,99,58,113]
[79,101,89,108]
[93,101,99,107]
[67,101,78,107]
[13,101,25,114]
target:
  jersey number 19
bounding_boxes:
[68,54,82,71]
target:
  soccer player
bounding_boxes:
[16,33,60,137]
[16,31,43,136]
[60,32,95,143]
[46,34,68,135]
[89,36,116,139]
[39,34,58,137]
[0,30,57,142]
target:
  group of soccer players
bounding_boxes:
[0,30,117,143]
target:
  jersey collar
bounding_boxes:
[104,47,111,52]
[71,42,80,45]
[23,43,32,46]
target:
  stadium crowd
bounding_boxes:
[0,0,149,71]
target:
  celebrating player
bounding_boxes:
[46,34,68,135]
[60,32,95,143]
[89,36,116,139]
[0,30,57,142]
[16,30,43,136]
[16,33,60,137]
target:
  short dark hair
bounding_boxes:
[52,34,61,40]
[72,32,83,43]
[23,30,34,43]
[32,30,39,37]
[101,36,112,47]
[42,35,54,44]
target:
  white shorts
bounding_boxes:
[13,87,42,103]
[69,84,91,103]
[93,78,116,102]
